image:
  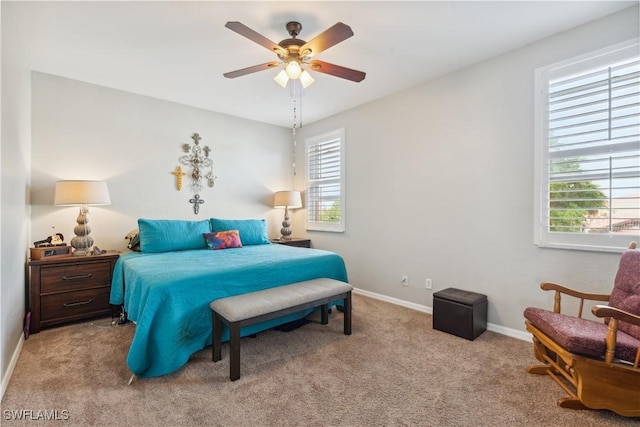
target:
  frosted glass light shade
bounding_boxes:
[54,181,111,206]
[275,66,315,89]
[299,70,315,89]
[274,69,289,88]
[274,190,302,208]
[285,61,302,79]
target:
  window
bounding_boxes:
[534,40,640,252]
[305,128,345,232]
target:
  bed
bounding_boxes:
[109,218,348,378]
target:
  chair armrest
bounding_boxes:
[540,282,610,301]
[592,305,640,366]
[540,282,610,317]
[592,305,640,327]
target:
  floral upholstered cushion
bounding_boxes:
[524,307,639,363]
[608,249,640,340]
[203,230,243,250]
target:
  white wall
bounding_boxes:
[1,4,32,397]
[294,7,639,332]
[30,73,292,250]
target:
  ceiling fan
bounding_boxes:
[223,21,366,89]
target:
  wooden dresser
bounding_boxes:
[27,252,119,333]
[269,238,311,248]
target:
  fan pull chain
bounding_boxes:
[292,97,297,176]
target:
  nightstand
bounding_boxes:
[270,238,311,248]
[27,252,120,333]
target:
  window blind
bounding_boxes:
[546,57,639,235]
[305,129,345,232]
[535,41,640,252]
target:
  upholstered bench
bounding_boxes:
[210,278,353,381]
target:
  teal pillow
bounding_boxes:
[138,218,211,253]
[210,218,270,246]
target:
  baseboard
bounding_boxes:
[486,322,531,342]
[352,287,531,343]
[1,334,25,400]
[353,288,433,314]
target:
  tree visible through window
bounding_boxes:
[548,159,607,233]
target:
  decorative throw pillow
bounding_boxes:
[125,229,141,252]
[138,218,211,253]
[209,218,270,245]
[203,230,243,250]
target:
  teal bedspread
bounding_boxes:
[110,244,348,377]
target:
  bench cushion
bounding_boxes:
[210,278,352,322]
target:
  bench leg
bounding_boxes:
[213,313,222,362]
[344,292,352,335]
[321,304,329,325]
[229,322,241,381]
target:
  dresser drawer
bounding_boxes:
[40,261,112,294]
[28,252,120,333]
[40,286,112,322]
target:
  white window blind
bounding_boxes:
[305,128,345,232]
[535,40,640,252]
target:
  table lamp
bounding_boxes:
[274,190,302,240]
[54,180,111,256]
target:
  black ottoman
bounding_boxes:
[433,288,487,340]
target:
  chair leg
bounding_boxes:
[213,313,222,362]
[557,397,587,410]
[344,292,352,335]
[321,304,329,325]
[527,365,550,375]
[229,322,241,381]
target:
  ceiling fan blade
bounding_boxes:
[225,22,287,56]
[299,22,354,57]
[223,61,281,79]
[308,60,366,82]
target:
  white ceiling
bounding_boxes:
[6,1,637,127]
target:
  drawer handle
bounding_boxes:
[63,299,93,308]
[62,274,93,281]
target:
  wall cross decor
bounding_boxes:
[189,194,205,215]
[171,166,187,190]
[174,133,217,214]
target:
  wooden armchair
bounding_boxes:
[524,242,640,417]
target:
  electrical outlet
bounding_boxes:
[425,278,432,289]
[401,275,409,287]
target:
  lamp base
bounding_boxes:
[280,208,293,240]
[71,207,94,256]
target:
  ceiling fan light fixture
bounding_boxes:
[285,60,303,79]
[224,21,366,85]
[299,70,315,89]
[274,69,289,88]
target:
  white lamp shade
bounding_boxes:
[274,190,302,208]
[54,180,111,206]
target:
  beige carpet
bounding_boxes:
[1,294,636,426]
